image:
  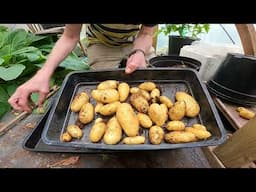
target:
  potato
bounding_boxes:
[149,125,164,145]
[118,82,130,102]
[97,80,118,90]
[103,116,122,144]
[67,125,83,139]
[151,88,160,100]
[130,87,140,94]
[148,103,167,126]
[95,118,103,124]
[123,136,146,144]
[91,89,119,103]
[175,92,200,117]
[159,95,173,108]
[116,103,139,136]
[192,124,207,131]
[98,101,121,116]
[139,82,156,91]
[185,127,211,140]
[166,121,185,131]
[139,89,151,101]
[70,92,89,112]
[165,131,197,143]
[168,101,186,121]
[95,102,103,113]
[137,113,152,128]
[130,93,149,113]
[236,107,255,120]
[90,121,107,142]
[60,132,72,142]
[79,103,94,124]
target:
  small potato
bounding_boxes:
[123,136,146,144]
[192,124,207,131]
[98,101,121,116]
[149,126,164,145]
[159,96,173,108]
[166,121,185,131]
[95,102,103,113]
[67,125,83,139]
[60,132,72,142]
[176,92,200,117]
[97,80,118,90]
[70,92,89,112]
[236,107,255,120]
[168,101,186,121]
[103,116,122,144]
[139,89,151,101]
[91,89,119,103]
[151,88,160,99]
[137,113,152,128]
[90,121,107,142]
[139,82,156,91]
[118,82,130,102]
[95,118,103,124]
[79,103,94,124]
[130,87,140,94]
[130,93,149,113]
[185,127,211,140]
[165,131,197,143]
[148,103,167,126]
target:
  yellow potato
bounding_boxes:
[139,89,151,101]
[103,116,122,144]
[165,131,197,143]
[168,101,186,121]
[159,95,173,108]
[116,103,139,137]
[95,118,103,124]
[148,103,167,126]
[123,136,146,144]
[91,89,119,103]
[95,102,103,113]
[118,82,130,102]
[175,92,200,117]
[150,88,160,99]
[79,103,94,124]
[97,80,119,90]
[130,93,149,113]
[60,132,72,142]
[149,125,164,145]
[98,101,121,116]
[70,92,89,112]
[185,127,211,140]
[139,82,156,91]
[236,107,255,120]
[137,113,152,128]
[166,121,185,131]
[130,87,140,94]
[67,125,83,139]
[192,124,207,131]
[90,121,107,142]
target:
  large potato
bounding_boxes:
[137,113,152,128]
[90,120,107,142]
[159,95,173,108]
[192,124,207,131]
[91,89,119,103]
[166,121,185,131]
[79,103,94,124]
[185,127,211,140]
[67,125,83,139]
[123,136,146,144]
[236,107,255,120]
[149,125,164,145]
[70,92,89,112]
[95,102,103,113]
[165,131,197,143]
[103,116,122,144]
[168,101,186,121]
[116,103,139,136]
[139,82,156,91]
[130,93,149,113]
[175,92,200,117]
[118,82,130,102]
[97,80,118,90]
[98,101,121,116]
[148,103,167,126]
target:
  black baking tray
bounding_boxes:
[42,68,226,150]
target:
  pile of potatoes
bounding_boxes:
[60,80,212,145]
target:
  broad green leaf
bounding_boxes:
[38,44,54,53]
[7,83,18,96]
[0,64,26,81]
[0,85,9,102]
[0,101,11,119]
[59,52,89,70]
[0,58,4,65]
[31,92,39,103]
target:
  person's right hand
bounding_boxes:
[8,74,50,113]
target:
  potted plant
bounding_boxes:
[159,24,210,55]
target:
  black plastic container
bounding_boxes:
[42,68,226,151]
[149,55,201,71]
[168,35,197,55]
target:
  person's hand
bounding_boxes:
[8,74,50,113]
[125,50,147,74]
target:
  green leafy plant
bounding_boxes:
[159,24,210,39]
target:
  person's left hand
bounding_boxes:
[125,51,146,74]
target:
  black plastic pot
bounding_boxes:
[149,55,201,71]
[168,35,197,55]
